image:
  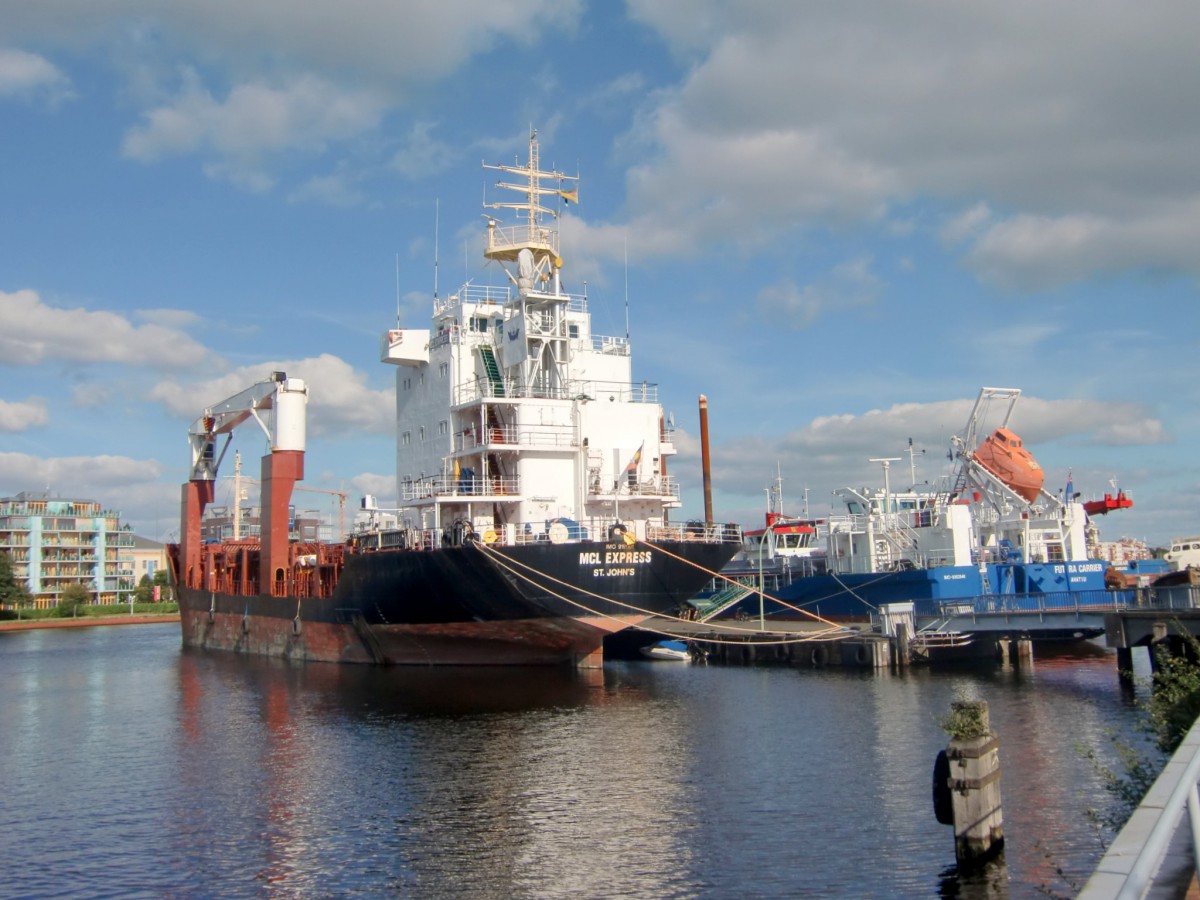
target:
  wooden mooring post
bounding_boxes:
[933,700,1004,865]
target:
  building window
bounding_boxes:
[402,431,411,446]
[439,420,448,435]
[439,363,448,378]
[568,324,579,339]
[419,426,425,442]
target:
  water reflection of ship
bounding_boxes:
[170,651,700,895]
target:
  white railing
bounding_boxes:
[452,378,660,406]
[454,426,578,451]
[399,476,521,501]
[1079,713,1200,898]
[487,223,559,255]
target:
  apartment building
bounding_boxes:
[0,492,135,608]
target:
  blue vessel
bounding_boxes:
[694,388,1123,622]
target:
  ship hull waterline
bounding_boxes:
[175,538,737,666]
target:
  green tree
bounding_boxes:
[133,574,154,604]
[0,550,33,611]
[1088,630,1200,830]
[56,583,90,618]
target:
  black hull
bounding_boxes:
[177,538,735,666]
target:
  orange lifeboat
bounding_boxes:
[972,427,1044,503]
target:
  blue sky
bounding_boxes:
[2,1,1197,548]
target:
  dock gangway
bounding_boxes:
[692,582,758,623]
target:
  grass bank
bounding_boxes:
[0,604,180,632]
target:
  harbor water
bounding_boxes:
[0,623,1152,898]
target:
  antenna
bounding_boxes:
[433,198,440,301]
[623,236,630,341]
[394,253,401,329]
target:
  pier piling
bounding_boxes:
[935,700,1004,865]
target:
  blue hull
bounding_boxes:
[738,560,1111,620]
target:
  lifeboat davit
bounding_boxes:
[972,427,1044,503]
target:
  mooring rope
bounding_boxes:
[632,534,851,630]
[476,538,856,647]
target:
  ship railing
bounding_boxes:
[400,475,521,501]
[443,283,511,311]
[568,378,658,403]
[454,425,578,451]
[487,223,560,257]
[591,334,630,356]
[453,380,574,404]
[911,588,1133,620]
[452,377,659,406]
[620,477,681,500]
[1146,583,1200,610]
[871,511,931,569]
[646,521,742,544]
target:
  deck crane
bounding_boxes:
[179,372,308,597]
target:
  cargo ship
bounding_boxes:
[693,387,1127,622]
[168,132,740,666]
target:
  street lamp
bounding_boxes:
[758,527,768,631]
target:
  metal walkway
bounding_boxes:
[1079,713,1200,898]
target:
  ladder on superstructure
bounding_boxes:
[479,346,505,397]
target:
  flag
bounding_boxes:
[559,188,578,204]
[624,442,643,483]
[1065,469,1074,500]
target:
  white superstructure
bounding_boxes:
[826,389,1091,575]
[381,132,680,544]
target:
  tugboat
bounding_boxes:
[169,132,741,666]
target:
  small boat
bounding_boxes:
[640,640,691,661]
[1165,537,1200,572]
[971,427,1044,503]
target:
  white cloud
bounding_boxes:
[0,452,179,540]
[350,472,396,504]
[0,451,163,491]
[963,199,1200,289]
[122,70,388,188]
[0,289,209,368]
[391,121,455,180]
[612,2,1200,286]
[754,257,882,330]
[288,169,368,208]
[0,47,72,105]
[0,398,48,432]
[2,2,584,82]
[148,354,394,437]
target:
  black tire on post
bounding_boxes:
[933,749,954,825]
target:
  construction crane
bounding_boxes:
[294,484,349,539]
[226,468,349,539]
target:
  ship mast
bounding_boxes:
[482,130,577,291]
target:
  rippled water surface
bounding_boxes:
[0,624,1150,897]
